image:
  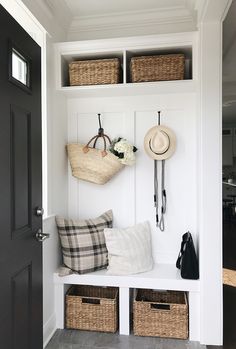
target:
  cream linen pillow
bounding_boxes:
[104,221,153,275]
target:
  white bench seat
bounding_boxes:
[54,263,200,292]
[54,263,200,341]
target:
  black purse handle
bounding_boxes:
[176,232,191,269]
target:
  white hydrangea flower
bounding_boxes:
[110,137,137,166]
[114,139,133,153]
[120,150,135,166]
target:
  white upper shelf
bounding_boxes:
[58,80,197,98]
[54,32,198,98]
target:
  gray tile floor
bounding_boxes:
[46,330,207,349]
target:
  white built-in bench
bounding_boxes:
[54,263,200,341]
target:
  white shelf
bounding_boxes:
[57,80,197,98]
[54,263,200,292]
[223,181,236,187]
[55,33,197,97]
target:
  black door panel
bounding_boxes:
[0,5,42,349]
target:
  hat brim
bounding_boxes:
[144,125,176,160]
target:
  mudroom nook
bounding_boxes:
[0,0,230,348]
[52,31,200,340]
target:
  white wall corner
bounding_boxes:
[196,0,232,25]
[20,0,68,40]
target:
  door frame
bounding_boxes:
[198,0,232,345]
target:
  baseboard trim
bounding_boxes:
[43,313,57,348]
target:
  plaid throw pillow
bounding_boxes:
[56,210,113,274]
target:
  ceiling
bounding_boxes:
[45,0,197,40]
[63,0,191,17]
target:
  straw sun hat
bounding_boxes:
[144,125,176,160]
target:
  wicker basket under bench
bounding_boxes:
[66,285,118,333]
[69,58,120,86]
[134,289,188,339]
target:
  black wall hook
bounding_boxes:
[158,110,161,126]
[98,113,104,135]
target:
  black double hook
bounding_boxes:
[98,113,104,136]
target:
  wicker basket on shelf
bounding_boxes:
[66,285,118,333]
[69,58,120,86]
[130,54,185,83]
[133,289,188,339]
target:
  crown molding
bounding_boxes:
[45,0,72,32]
[194,0,207,24]
[68,6,196,39]
[196,0,232,24]
[185,0,198,17]
[29,0,72,33]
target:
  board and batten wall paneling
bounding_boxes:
[67,94,197,264]
[135,104,197,264]
[68,110,136,228]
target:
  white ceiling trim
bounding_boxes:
[196,0,232,24]
[30,0,54,19]
[194,0,207,24]
[68,6,196,36]
[43,0,72,32]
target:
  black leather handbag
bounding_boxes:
[176,232,199,280]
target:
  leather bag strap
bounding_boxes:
[83,134,111,157]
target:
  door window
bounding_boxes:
[12,49,28,85]
[9,45,31,92]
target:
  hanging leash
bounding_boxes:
[154,111,167,231]
[159,159,166,231]
[144,110,176,232]
[154,159,159,227]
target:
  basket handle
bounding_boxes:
[81,298,101,305]
[83,134,111,157]
[93,134,111,149]
[150,303,170,311]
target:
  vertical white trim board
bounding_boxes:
[198,0,232,344]
[199,20,223,346]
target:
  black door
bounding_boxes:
[0,5,43,349]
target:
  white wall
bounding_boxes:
[46,34,68,216]
[67,93,197,264]
[43,34,68,347]
[42,216,61,346]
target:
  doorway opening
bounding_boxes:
[222,1,236,347]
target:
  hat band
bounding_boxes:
[149,132,170,155]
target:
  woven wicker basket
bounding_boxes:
[130,54,185,83]
[66,285,118,332]
[67,142,124,185]
[69,58,120,86]
[133,289,188,339]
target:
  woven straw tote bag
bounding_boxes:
[67,134,124,185]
